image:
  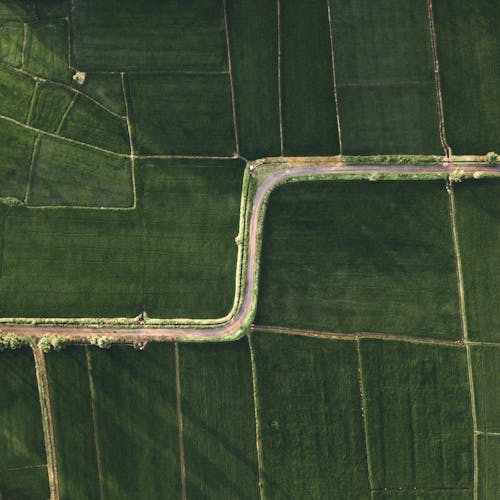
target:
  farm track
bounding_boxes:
[3,162,500,342]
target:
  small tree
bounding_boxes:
[38,334,70,353]
[90,336,113,349]
[485,152,499,165]
[449,168,465,183]
[0,333,28,351]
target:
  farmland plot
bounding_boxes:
[251,331,370,499]
[359,339,473,490]
[478,434,500,500]
[330,0,442,154]
[0,348,49,499]
[454,179,500,342]
[87,345,180,499]
[179,340,259,499]
[256,180,461,339]
[433,0,500,154]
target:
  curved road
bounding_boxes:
[4,163,499,342]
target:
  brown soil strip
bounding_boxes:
[55,93,77,135]
[32,344,60,500]
[252,325,463,346]
[120,72,135,157]
[277,0,284,156]
[356,339,374,490]
[21,23,27,70]
[23,132,41,204]
[174,343,187,500]
[427,0,451,157]
[326,0,343,155]
[247,332,265,500]
[85,346,104,500]
[222,0,239,156]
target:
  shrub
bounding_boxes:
[0,197,24,207]
[0,333,28,351]
[449,168,465,183]
[485,152,499,165]
[38,334,70,352]
[90,336,113,349]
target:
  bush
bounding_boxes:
[485,152,498,165]
[449,168,465,183]
[90,336,113,349]
[0,333,28,351]
[38,334,70,352]
[0,197,24,207]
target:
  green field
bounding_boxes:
[88,345,180,499]
[71,0,227,72]
[251,332,370,498]
[46,347,100,500]
[360,339,473,490]
[434,0,500,154]
[280,0,339,156]
[179,340,259,499]
[256,180,461,339]
[454,180,499,342]
[0,347,49,499]
[330,0,442,155]
[471,345,500,432]
[478,435,500,500]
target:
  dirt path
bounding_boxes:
[32,345,60,500]
[3,163,500,342]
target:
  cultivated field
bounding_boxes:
[0,0,499,498]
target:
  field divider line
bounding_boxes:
[25,80,39,126]
[277,0,284,156]
[66,6,72,69]
[0,113,129,158]
[85,346,104,500]
[448,183,478,498]
[55,93,77,135]
[252,325,463,346]
[356,339,375,491]
[0,63,126,119]
[21,23,27,70]
[247,332,265,500]
[31,343,60,500]
[475,431,500,436]
[2,464,48,472]
[24,132,41,204]
[222,0,239,156]
[427,0,451,157]
[174,343,187,500]
[326,0,343,155]
[120,72,137,209]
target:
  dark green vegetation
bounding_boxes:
[281,0,339,156]
[0,347,49,499]
[330,0,442,155]
[179,340,259,499]
[454,180,499,342]
[360,339,473,490]
[478,435,500,500]
[59,94,129,154]
[127,73,235,156]
[71,0,227,72]
[0,119,36,199]
[0,159,243,319]
[256,180,461,339]
[29,81,73,133]
[433,0,500,154]
[88,345,180,499]
[226,0,280,159]
[371,491,471,500]
[0,22,23,66]
[29,136,133,207]
[251,332,370,498]
[471,345,500,432]
[46,347,100,500]
[141,159,243,318]
[0,65,35,122]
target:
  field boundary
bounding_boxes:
[32,344,60,500]
[247,332,265,500]
[426,0,451,157]
[25,80,39,125]
[326,0,343,154]
[24,132,41,204]
[55,93,77,135]
[174,344,187,500]
[2,162,499,341]
[277,0,284,156]
[85,346,104,500]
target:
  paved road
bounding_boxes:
[4,163,499,342]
